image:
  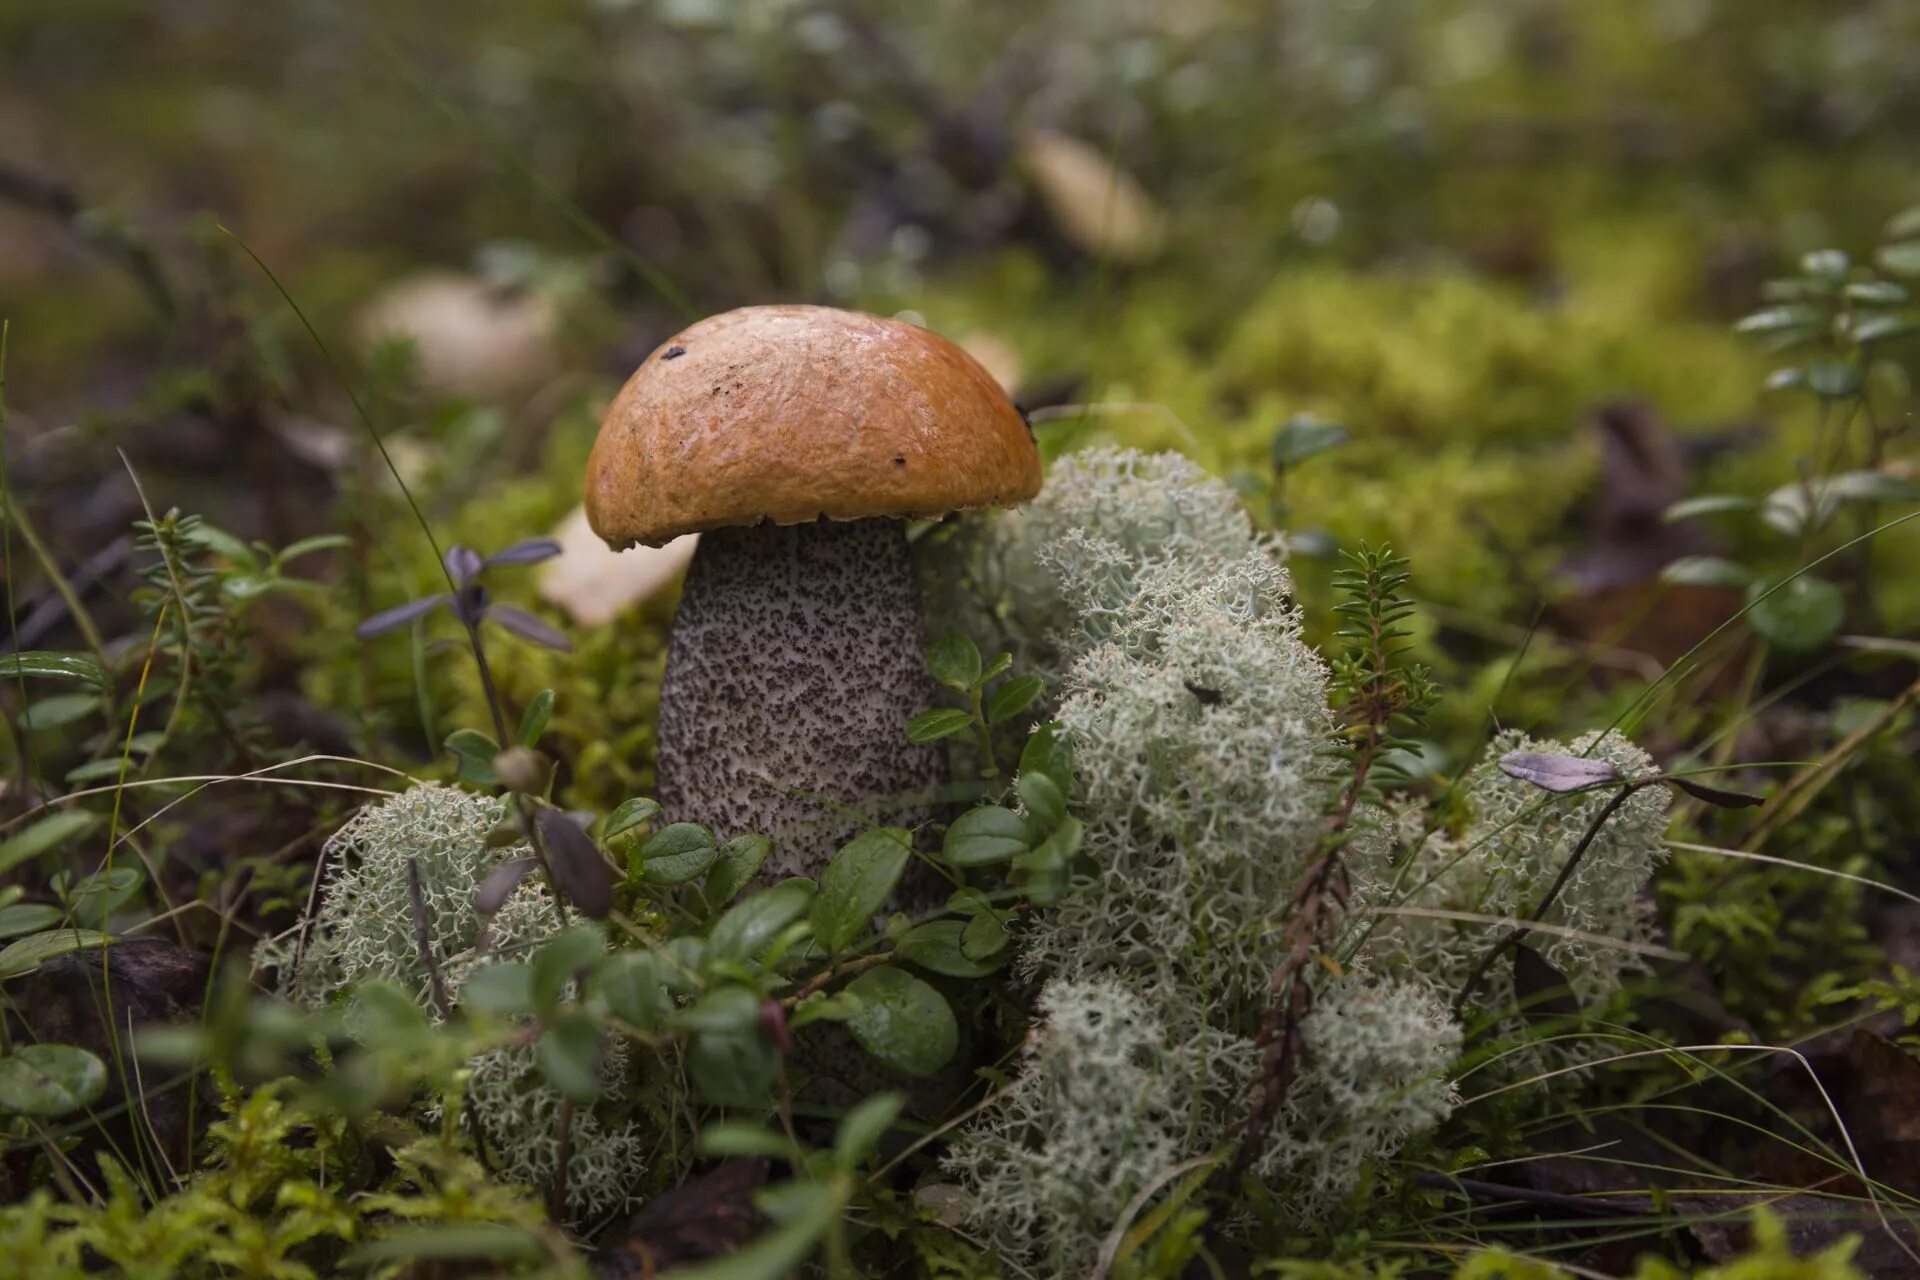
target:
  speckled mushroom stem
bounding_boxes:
[655,517,947,878]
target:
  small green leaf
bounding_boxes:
[1015,815,1083,905]
[592,951,671,1030]
[1851,313,1918,344]
[986,674,1045,725]
[1016,772,1066,830]
[0,812,102,878]
[1270,414,1348,468]
[843,967,958,1078]
[0,929,112,980]
[0,1044,107,1118]
[1875,241,1920,277]
[978,652,1013,684]
[444,728,500,787]
[0,651,112,692]
[1806,359,1863,400]
[604,796,663,840]
[1887,207,1920,240]
[708,880,815,965]
[0,904,63,940]
[1844,280,1908,305]
[535,1011,604,1101]
[277,534,350,565]
[671,985,762,1035]
[1662,495,1754,523]
[532,925,607,1010]
[942,805,1032,868]
[962,911,1010,961]
[1734,304,1823,335]
[896,920,1007,978]
[835,1092,903,1167]
[1827,470,1920,504]
[1018,722,1074,793]
[1748,575,1845,654]
[704,834,772,906]
[516,689,555,746]
[788,989,863,1031]
[812,829,911,954]
[1659,556,1754,589]
[907,708,974,744]
[459,962,536,1018]
[20,694,102,731]
[1800,249,1849,283]
[698,1122,803,1160]
[927,632,982,691]
[638,823,719,887]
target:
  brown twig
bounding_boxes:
[549,1097,575,1222]
[406,856,453,1021]
[0,161,176,318]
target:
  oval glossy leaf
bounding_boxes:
[0,651,112,692]
[1748,575,1845,654]
[927,632,982,691]
[0,812,102,878]
[531,925,607,1010]
[604,796,663,841]
[0,1044,107,1117]
[459,961,536,1018]
[812,829,911,955]
[592,951,671,1030]
[515,689,555,747]
[1661,495,1754,523]
[1019,722,1074,792]
[906,709,974,744]
[843,967,958,1078]
[1659,556,1754,589]
[639,823,719,887]
[708,880,815,965]
[896,920,1007,978]
[986,675,1045,726]
[1016,771,1066,829]
[0,929,112,980]
[0,904,64,940]
[835,1092,904,1167]
[534,1011,604,1102]
[704,834,772,906]
[21,694,102,731]
[1497,751,1624,793]
[536,808,615,918]
[444,728,500,787]
[942,805,1032,868]
[961,911,1011,961]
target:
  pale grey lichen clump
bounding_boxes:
[258,784,649,1221]
[1348,728,1673,1009]
[940,448,1664,1268]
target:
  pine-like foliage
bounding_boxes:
[258,784,650,1220]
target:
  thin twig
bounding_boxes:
[407,856,452,1021]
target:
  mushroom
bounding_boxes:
[584,305,1041,877]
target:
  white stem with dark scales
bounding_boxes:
[655,517,948,878]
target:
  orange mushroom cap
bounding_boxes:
[585,305,1041,548]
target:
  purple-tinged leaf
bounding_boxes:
[445,545,485,587]
[474,857,538,916]
[489,605,573,652]
[1498,751,1623,794]
[1669,778,1765,809]
[537,807,614,918]
[485,538,563,568]
[356,594,448,639]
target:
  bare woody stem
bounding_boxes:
[1450,780,1650,1019]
